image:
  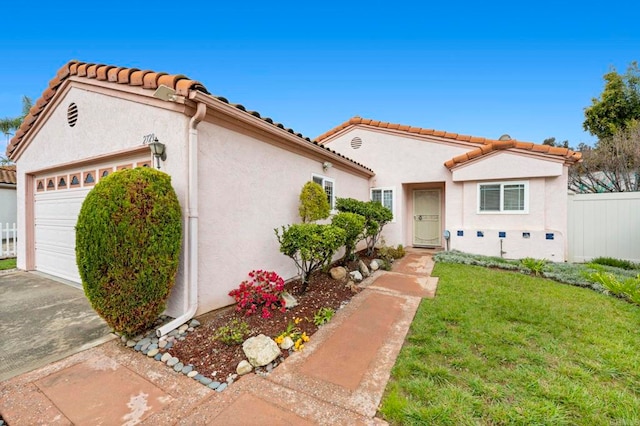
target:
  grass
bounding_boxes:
[379,263,640,425]
[0,258,16,270]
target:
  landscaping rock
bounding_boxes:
[189,319,201,328]
[161,353,172,363]
[330,266,347,280]
[346,281,359,293]
[279,336,294,350]
[147,348,159,357]
[187,370,199,378]
[370,260,379,271]
[208,381,221,389]
[236,360,253,375]
[359,260,370,277]
[167,357,179,367]
[242,334,281,367]
[350,270,363,282]
[281,291,298,309]
[199,377,213,385]
[173,362,184,372]
[216,383,228,392]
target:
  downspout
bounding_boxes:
[157,101,207,337]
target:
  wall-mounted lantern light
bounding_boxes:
[322,161,333,172]
[149,137,167,169]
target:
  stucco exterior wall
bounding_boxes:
[15,86,191,316]
[324,128,470,247]
[194,119,370,314]
[0,186,17,226]
[324,127,571,260]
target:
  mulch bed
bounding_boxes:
[170,249,380,381]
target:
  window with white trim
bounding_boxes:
[371,187,395,220]
[478,181,528,213]
[312,174,335,210]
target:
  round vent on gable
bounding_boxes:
[67,103,78,127]
[350,136,363,149]
[498,134,512,141]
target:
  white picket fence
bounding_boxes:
[568,192,640,263]
[1,222,17,259]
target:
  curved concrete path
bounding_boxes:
[0,249,438,425]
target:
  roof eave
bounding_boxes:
[189,91,375,178]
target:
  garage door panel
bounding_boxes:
[33,157,147,285]
[35,248,81,284]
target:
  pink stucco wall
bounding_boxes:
[194,119,370,314]
[16,85,372,318]
[324,127,571,261]
[15,85,191,316]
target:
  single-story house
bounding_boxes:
[0,165,17,253]
[0,165,17,225]
[317,117,581,262]
[6,60,581,333]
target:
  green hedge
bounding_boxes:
[76,167,182,336]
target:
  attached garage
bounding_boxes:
[32,156,151,284]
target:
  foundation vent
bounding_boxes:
[67,103,78,127]
[350,136,363,149]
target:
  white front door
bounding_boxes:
[413,189,441,247]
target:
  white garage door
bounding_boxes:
[34,157,151,285]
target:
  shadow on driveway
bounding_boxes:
[0,271,113,382]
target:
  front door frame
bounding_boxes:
[409,185,444,248]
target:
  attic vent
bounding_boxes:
[350,137,363,149]
[498,134,511,141]
[67,103,78,127]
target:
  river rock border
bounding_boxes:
[118,317,291,392]
[117,318,234,392]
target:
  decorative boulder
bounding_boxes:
[330,266,347,280]
[242,334,281,367]
[281,291,299,309]
[236,360,253,375]
[359,260,370,278]
[370,260,379,271]
[345,281,359,293]
[279,336,295,350]
[350,270,363,282]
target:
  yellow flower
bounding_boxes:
[301,332,310,342]
[294,317,302,325]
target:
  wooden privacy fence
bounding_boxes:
[1,222,17,258]
[568,192,640,263]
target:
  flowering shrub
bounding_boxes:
[228,270,286,319]
[274,317,310,351]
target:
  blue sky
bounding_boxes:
[1,1,638,156]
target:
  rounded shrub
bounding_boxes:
[75,167,182,337]
[331,211,365,263]
[298,181,330,222]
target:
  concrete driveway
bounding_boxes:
[0,271,113,382]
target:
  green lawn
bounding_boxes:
[0,258,16,270]
[379,263,640,425]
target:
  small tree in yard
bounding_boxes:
[336,197,393,255]
[298,181,330,222]
[331,212,365,263]
[76,168,182,337]
[275,223,346,293]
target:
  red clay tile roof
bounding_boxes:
[7,60,372,173]
[0,165,16,185]
[316,116,582,167]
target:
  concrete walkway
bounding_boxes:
[0,249,438,425]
